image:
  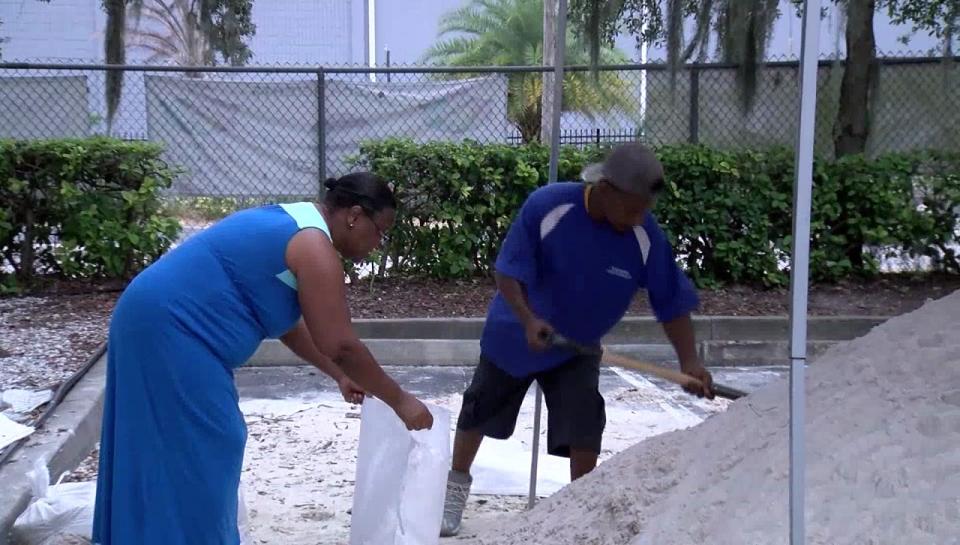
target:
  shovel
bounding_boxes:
[544,332,747,400]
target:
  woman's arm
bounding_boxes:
[279,319,364,404]
[280,319,346,381]
[285,228,432,430]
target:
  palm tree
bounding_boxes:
[423,0,638,143]
[127,0,212,68]
[102,0,255,132]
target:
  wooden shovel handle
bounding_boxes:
[599,346,747,400]
[599,346,703,390]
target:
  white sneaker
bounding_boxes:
[440,470,472,537]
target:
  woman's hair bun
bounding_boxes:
[323,177,339,191]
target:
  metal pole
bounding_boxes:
[546,0,567,186]
[385,47,391,82]
[688,68,700,144]
[527,385,543,509]
[529,0,567,511]
[789,1,821,543]
[317,69,326,189]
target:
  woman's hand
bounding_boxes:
[393,392,434,431]
[338,376,365,405]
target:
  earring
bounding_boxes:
[348,223,354,229]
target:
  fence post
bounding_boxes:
[688,67,700,144]
[317,68,327,196]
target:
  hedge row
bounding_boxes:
[350,139,960,286]
[3,137,956,292]
[1,138,182,290]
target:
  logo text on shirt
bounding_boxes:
[606,266,633,280]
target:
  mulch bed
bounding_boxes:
[2,273,958,415]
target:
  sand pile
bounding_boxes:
[463,290,960,545]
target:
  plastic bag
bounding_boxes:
[12,458,252,545]
[12,458,95,545]
[350,397,451,545]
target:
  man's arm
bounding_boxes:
[492,191,553,350]
[641,217,713,398]
[661,314,699,369]
[661,313,713,399]
[495,272,552,351]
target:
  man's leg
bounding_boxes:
[451,429,484,474]
[570,449,599,480]
[539,354,606,482]
[442,356,531,537]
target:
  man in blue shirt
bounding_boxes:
[440,143,714,537]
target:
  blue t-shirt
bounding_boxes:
[480,182,699,377]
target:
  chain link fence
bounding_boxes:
[1,55,957,199]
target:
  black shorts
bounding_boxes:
[455,353,606,457]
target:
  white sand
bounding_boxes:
[238,370,736,544]
[461,291,960,545]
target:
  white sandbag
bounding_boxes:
[11,459,252,544]
[12,458,95,545]
[350,397,451,545]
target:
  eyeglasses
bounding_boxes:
[364,210,390,245]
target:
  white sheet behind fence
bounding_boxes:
[145,74,510,197]
[0,76,90,139]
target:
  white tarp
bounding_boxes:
[145,74,510,197]
[0,76,90,139]
[0,412,34,452]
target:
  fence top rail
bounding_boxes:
[0,55,956,74]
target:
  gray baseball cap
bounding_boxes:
[581,143,665,196]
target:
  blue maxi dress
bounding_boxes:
[92,202,329,545]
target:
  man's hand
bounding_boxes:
[338,376,365,405]
[524,317,554,352]
[681,363,715,399]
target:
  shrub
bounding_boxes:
[351,138,959,286]
[0,137,182,289]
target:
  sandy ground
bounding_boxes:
[49,363,784,544]
[233,365,782,545]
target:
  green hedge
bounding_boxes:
[1,138,182,290]
[351,139,960,286]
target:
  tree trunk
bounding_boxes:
[835,0,877,273]
[104,0,127,133]
[18,206,34,286]
[834,0,876,158]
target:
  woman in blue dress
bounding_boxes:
[92,172,433,544]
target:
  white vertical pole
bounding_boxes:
[366,0,377,82]
[639,9,648,136]
[529,0,567,511]
[546,0,567,186]
[789,0,821,543]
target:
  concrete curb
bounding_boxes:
[246,338,844,367]
[349,315,887,341]
[248,315,889,368]
[0,352,106,545]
